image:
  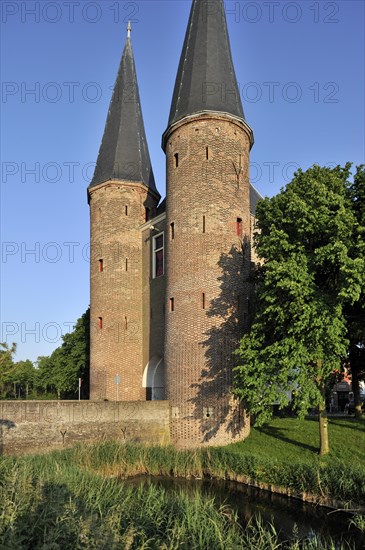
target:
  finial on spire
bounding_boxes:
[127,21,131,38]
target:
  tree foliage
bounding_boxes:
[37,308,90,399]
[0,309,90,400]
[234,164,365,454]
[346,166,365,416]
[0,342,17,397]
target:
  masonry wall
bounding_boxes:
[0,401,170,456]
[89,180,158,401]
[164,114,252,447]
[142,217,166,399]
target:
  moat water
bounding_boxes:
[126,475,364,548]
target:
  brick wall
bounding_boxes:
[89,180,158,401]
[142,218,166,399]
[164,114,252,447]
[0,401,170,455]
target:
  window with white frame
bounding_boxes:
[153,232,164,278]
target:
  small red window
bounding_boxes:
[202,292,206,310]
[170,298,175,312]
[236,218,242,237]
[99,259,103,272]
[98,317,103,329]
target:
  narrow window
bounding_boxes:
[174,153,179,168]
[125,205,128,216]
[170,298,175,312]
[203,215,206,234]
[99,259,103,272]
[125,316,128,330]
[202,292,206,310]
[206,146,209,160]
[98,317,103,329]
[170,222,175,240]
[153,233,164,278]
[125,258,128,272]
[236,217,242,237]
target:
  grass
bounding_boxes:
[56,416,364,505]
[0,453,362,549]
[229,417,365,465]
[1,417,364,548]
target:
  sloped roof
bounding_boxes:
[168,0,246,128]
[89,35,158,195]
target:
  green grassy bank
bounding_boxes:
[1,417,364,548]
[68,417,365,505]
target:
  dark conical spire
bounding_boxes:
[90,26,158,195]
[168,0,245,128]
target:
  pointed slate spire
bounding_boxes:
[90,25,158,195]
[168,0,246,128]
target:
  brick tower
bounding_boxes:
[88,25,160,401]
[163,0,254,446]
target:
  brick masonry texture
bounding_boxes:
[88,114,256,448]
[164,114,252,447]
[0,401,170,455]
[89,181,159,401]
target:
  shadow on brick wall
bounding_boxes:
[0,419,15,456]
[193,237,254,442]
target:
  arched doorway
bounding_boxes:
[142,357,165,400]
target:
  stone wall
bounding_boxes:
[0,400,170,456]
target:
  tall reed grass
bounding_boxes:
[0,451,357,549]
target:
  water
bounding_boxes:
[126,475,365,548]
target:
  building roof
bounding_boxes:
[250,184,263,216]
[167,0,246,128]
[89,32,158,195]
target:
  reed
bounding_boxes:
[0,455,355,549]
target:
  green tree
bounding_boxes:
[7,360,35,399]
[35,355,58,398]
[234,164,364,455]
[346,166,365,418]
[0,342,17,398]
[36,309,90,399]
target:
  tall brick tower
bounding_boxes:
[88,25,160,401]
[163,0,254,446]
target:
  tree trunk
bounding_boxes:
[13,382,16,399]
[318,383,329,455]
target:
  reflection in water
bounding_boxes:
[126,476,364,548]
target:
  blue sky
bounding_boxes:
[1,0,364,362]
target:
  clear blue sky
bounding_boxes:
[1,0,364,362]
